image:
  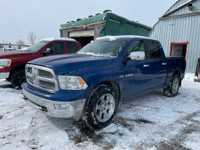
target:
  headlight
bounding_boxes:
[58,75,88,90]
[0,59,11,67]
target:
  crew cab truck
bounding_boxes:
[0,38,81,87]
[22,36,186,130]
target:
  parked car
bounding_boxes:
[0,38,81,87]
[0,48,16,53]
[22,36,186,130]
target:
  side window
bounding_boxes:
[46,42,65,54]
[146,41,162,59]
[66,42,79,53]
[126,40,145,56]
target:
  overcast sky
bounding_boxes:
[0,0,177,44]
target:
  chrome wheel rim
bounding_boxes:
[172,77,179,94]
[95,93,115,123]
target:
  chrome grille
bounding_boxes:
[25,64,58,93]
[39,80,55,89]
[38,69,53,78]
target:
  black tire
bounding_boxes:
[6,78,10,82]
[83,85,119,130]
[164,74,181,97]
[10,69,25,88]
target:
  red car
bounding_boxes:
[0,37,81,87]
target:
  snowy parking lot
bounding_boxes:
[0,74,200,150]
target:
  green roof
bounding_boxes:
[60,12,152,37]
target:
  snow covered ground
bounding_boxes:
[0,74,200,150]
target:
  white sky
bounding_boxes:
[0,0,177,44]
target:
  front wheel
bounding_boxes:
[83,85,119,130]
[10,69,25,88]
[164,74,181,97]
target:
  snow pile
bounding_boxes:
[0,74,200,150]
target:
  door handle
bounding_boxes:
[162,63,167,66]
[143,64,150,67]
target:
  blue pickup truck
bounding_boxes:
[22,36,186,130]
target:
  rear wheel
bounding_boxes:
[164,74,181,97]
[83,85,119,130]
[10,69,25,88]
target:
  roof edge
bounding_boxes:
[162,0,196,18]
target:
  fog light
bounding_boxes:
[54,104,69,110]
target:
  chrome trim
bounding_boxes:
[25,64,59,93]
[162,62,167,66]
[0,72,9,79]
[143,64,150,67]
[22,89,86,120]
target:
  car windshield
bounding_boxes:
[77,40,127,57]
[26,41,49,52]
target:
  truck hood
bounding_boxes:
[0,51,34,59]
[29,54,114,74]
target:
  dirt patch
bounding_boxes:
[65,121,118,149]
[65,121,103,143]
[156,141,190,150]
[113,117,155,129]
[0,84,12,88]
[156,111,200,150]
[134,118,155,124]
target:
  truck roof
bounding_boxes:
[41,37,76,42]
[97,35,156,41]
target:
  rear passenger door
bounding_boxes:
[144,40,167,90]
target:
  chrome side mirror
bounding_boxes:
[129,51,145,60]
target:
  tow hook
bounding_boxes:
[39,106,48,112]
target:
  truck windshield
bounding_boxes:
[26,41,49,52]
[77,40,127,57]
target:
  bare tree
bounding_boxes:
[16,40,25,45]
[16,40,25,49]
[27,31,37,45]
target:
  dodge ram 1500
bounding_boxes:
[22,36,186,129]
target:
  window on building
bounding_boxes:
[170,43,188,58]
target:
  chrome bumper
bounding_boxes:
[22,89,86,120]
[0,72,9,79]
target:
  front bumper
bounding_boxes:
[0,67,10,79]
[22,89,86,120]
[0,72,9,79]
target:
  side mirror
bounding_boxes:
[129,51,145,60]
[42,48,52,54]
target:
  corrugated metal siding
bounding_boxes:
[164,0,188,15]
[169,0,200,16]
[151,14,200,73]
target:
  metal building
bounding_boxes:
[150,0,200,73]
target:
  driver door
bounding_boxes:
[121,40,150,99]
[42,42,65,56]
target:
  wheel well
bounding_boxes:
[9,64,26,79]
[97,81,121,101]
[173,70,181,77]
[172,70,181,86]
